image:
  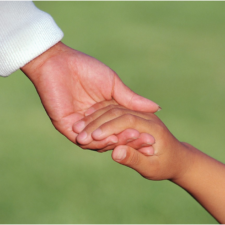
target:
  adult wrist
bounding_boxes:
[21,41,64,81]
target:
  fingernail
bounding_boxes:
[157,106,162,112]
[126,138,135,143]
[107,136,118,145]
[85,107,96,116]
[107,141,118,146]
[114,148,126,161]
[111,139,118,143]
[93,128,102,138]
[141,143,152,147]
[142,147,154,156]
[74,121,85,133]
[146,148,154,155]
[78,131,87,141]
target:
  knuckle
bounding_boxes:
[98,101,111,109]
[123,114,136,125]
[105,104,117,111]
[108,108,123,117]
[127,151,140,166]
[97,100,118,111]
[94,100,112,109]
[77,144,86,149]
[152,121,164,133]
[83,115,92,123]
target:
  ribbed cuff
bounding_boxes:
[0,2,64,77]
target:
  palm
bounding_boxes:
[23,42,159,144]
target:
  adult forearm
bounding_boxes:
[21,41,65,81]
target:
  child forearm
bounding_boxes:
[74,102,225,221]
[171,143,225,223]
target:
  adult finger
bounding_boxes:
[113,76,161,113]
[54,112,84,143]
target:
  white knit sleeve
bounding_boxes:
[0,1,64,77]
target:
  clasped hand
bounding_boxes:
[73,101,189,181]
[21,42,160,148]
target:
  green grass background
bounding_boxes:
[1,1,225,223]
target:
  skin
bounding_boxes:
[73,101,155,154]
[77,103,225,223]
[21,42,160,150]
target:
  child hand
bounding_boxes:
[73,100,156,156]
[75,104,192,181]
[75,103,225,222]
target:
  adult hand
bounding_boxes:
[21,42,160,145]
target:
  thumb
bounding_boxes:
[112,145,152,178]
[113,75,160,113]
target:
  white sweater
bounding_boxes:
[0,1,64,77]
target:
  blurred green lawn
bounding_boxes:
[1,1,225,223]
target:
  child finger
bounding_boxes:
[73,104,125,133]
[76,108,145,145]
[138,146,155,156]
[116,129,140,144]
[84,100,118,116]
[112,145,154,178]
[126,133,155,149]
[74,103,154,135]
[78,135,118,150]
[92,114,150,141]
[95,129,141,152]
[77,128,140,151]
[77,107,154,145]
[92,132,153,153]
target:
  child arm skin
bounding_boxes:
[74,104,225,223]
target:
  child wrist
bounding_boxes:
[170,142,197,183]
